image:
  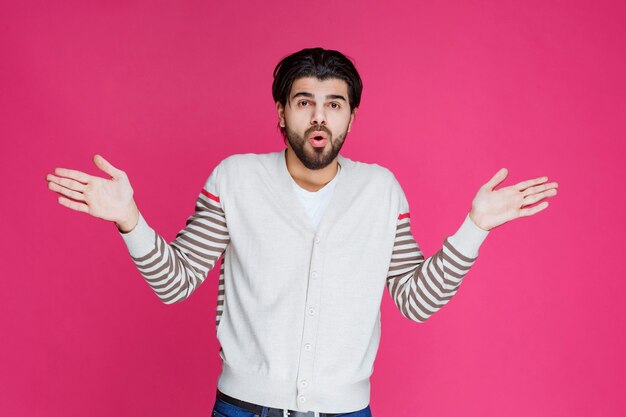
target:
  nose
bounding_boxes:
[310,105,327,126]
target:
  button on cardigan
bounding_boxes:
[119,150,489,413]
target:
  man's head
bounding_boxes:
[273,48,363,170]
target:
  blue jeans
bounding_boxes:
[212,397,373,417]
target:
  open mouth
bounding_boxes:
[308,134,327,148]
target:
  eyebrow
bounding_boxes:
[291,92,347,102]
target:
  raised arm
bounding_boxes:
[46,154,229,304]
[386,168,558,322]
[118,185,229,304]
[386,213,487,322]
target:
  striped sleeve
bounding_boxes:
[119,166,229,305]
[387,176,489,322]
[386,181,489,322]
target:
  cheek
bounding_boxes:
[285,110,310,127]
[331,114,351,131]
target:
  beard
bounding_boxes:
[284,123,348,170]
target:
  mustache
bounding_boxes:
[305,125,331,137]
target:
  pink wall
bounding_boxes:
[1,1,624,416]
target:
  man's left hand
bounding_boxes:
[468,168,559,231]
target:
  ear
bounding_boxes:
[347,107,357,132]
[276,101,285,128]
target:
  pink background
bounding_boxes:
[1,1,624,416]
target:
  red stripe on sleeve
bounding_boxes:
[201,189,220,203]
[398,212,410,220]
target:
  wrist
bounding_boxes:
[469,209,490,231]
[115,200,140,233]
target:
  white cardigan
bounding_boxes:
[119,150,489,413]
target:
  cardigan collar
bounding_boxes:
[276,149,351,236]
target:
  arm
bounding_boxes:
[118,170,229,304]
[386,213,488,322]
[387,167,558,322]
[45,153,228,305]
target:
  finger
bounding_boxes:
[48,180,86,202]
[93,154,120,178]
[484,168,508,190]
[57,195,90,214]
[54,167,91,184]
[515,176,548,192]
[522,181,559,197]
[522,188,558,206]
[46,174,86,192]
[519,201,549,217]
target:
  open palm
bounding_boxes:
[46,154,135,223]
[469,168,559,231]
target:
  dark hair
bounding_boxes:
[272,47,363,113]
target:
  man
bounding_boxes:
[45,48,558,417]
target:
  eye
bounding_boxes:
[329,102,341,109]
[297,100,309,107]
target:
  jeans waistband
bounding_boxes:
[216,389,345,417]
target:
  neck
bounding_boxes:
[285,147,339,192]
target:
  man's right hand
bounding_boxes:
[46,154,140,233]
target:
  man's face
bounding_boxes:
[277,77,356,170]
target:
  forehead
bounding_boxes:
[289,77,349,99]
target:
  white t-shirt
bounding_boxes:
[290,164,341,231]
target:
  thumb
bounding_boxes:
[484,167,508,190]
[93,154,120,178]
